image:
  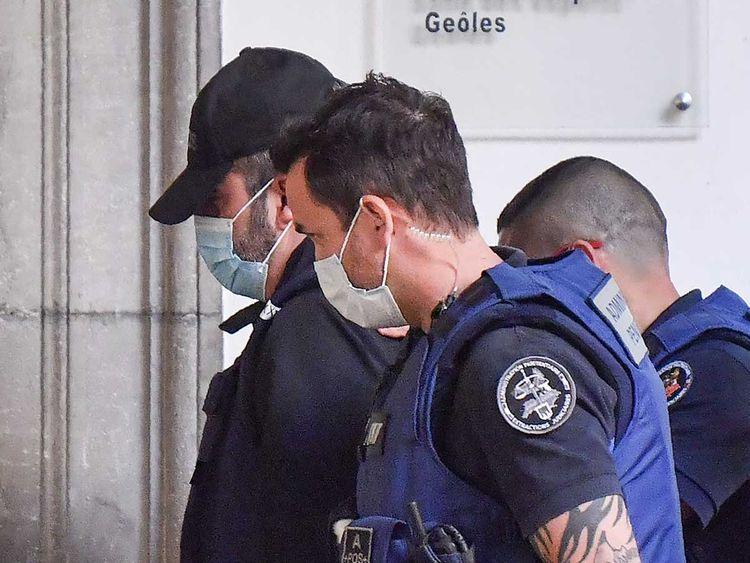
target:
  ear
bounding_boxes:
[360,195,394,239]
[569,239,609,271]
[269,175,293,232]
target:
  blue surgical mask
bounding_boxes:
[194,179,292,300]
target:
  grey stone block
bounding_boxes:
[0,1,221,560]
[152,223,200,316]
[153,315,200,560]
[67,2,146,314]
[197,312,224,439]
[198,260,223,317]
[0,1,43,313]
[68,315,149,561]
[0,316,42,562]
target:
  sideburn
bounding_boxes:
[234,191,279,262]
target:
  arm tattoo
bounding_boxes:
[530,494,640,563]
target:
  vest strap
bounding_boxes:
[486,262,547,302]
[651,286,750,356]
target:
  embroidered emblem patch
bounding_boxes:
[497,356,576,434]
[341,526,373,563]
[658,360,693,406]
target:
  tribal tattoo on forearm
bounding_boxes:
[530,494,640,563]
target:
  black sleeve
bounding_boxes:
[444,325,622,537]
[665,341,750,526]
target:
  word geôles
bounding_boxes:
[425,11,506,33]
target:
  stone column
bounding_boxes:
[0,1,222,561]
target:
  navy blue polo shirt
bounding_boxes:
[644,290,750,560]
[181,239,402,562]
[433,248,623,537]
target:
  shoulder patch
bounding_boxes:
[658,360,693,406]
[590,276,648,365]
[496,356,576,434]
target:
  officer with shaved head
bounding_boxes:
[498,156,750,562]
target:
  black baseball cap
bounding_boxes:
[149,47,340,225]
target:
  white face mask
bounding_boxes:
[194,178,292,301]
[314,200,408,329]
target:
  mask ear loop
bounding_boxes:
[381,236,393,288]
[340,198,392,289]
[262,222,294,265]
[231,177,274,222]
[257,221,295,302]
[339,199,364,260]
[554,240,604,257]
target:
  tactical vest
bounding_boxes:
[647,285,750,563]
[648,286,750,367]
[351,251,685,563]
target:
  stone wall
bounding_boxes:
[0,1,222,560]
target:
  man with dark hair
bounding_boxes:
[149,48,401,562]
[272,75,684,562]
[498,156,750,562]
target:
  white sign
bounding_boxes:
[371,0,708,138]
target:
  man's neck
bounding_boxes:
[264,237,303,300]
[621,272,681,332]
[401,231,502,332]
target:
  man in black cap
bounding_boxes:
[150,47,401,562]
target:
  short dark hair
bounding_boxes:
[270,73,478,235]
[231,151,275,198]
[497,156,669,267]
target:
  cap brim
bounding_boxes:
[149,160,233,225]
